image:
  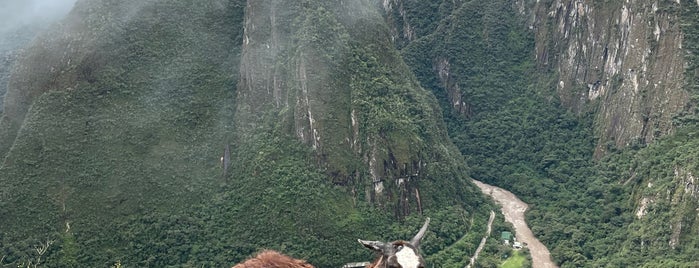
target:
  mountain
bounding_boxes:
[0,0,491,267]
[2,0,697,267]
[233,0,480,217]
[382,0,698,266]
[525,2,699,266]
[0,0,77,117]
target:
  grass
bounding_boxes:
[501,250,526,268]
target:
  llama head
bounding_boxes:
[358,218,430,268]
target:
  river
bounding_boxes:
[471,179,558,268]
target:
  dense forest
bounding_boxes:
[0,0,500,267]
[391,0,699,267]
[1,0,698,267]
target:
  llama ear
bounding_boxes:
[410,217,430,247]
[358,239,386,252]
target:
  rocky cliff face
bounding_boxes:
[524,1,699,261]
[524,0,693,157]
[382,0,699,265]
[384,0,695,156]
[234,0,477,216]
[0,1,485,266]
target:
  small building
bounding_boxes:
[501,231,513,245]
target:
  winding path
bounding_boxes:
[472,179,558,268]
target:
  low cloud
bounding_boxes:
[0,0,77,34]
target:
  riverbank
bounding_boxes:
[472,179,558,268]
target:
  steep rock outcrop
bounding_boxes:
[526,2,699,261]
[234,0,477,216]
[385,0,695,156]
[384,0,699,265]
[0,0,488,266]
[525,0,691,157]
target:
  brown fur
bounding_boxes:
[232,250,315,268]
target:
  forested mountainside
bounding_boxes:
[0,0,75,112]
[384,0,698,266]
[0,0,495,267]
[1,0,698,267]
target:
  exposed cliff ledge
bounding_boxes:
[524,0,692,157]
[384,0,695,157]
[234,0,476,216]
[384,0,699,264]
[0,1,487,265]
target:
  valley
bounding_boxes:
[0,0,698,267]
[472,180,556,268]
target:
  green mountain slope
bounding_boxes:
[386,0,699,267]
[0,1,493,267]
[8,0,697,266]
[1,0,246,266]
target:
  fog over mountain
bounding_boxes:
[0,0,697,267]
[0,0,77,112]
[0,0,77,35]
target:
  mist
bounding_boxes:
[0,0,77,36]
[0,0,77,112]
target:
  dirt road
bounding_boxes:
[472,179,558,268]
[466,210,495,268]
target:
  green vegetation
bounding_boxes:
[675,1,699,126]
[1,0,246,266]
[598,128,699,266]
[0,0,493,267]
[501,250,528,268]
[2,0,698,267]
[396,0,698,267]
[229,1,494,266]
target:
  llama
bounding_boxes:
[232,218,430,268]
[358,218,430,268]
[232,250,315,268]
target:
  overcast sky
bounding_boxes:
[0,0,78,34]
